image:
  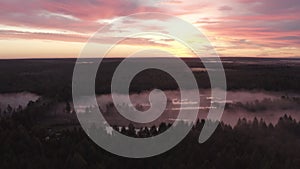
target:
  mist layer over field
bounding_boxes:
[0,92,39,110]
[73,89,300,126]
[1,89,299,127]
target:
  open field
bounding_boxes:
[1,57,300,99]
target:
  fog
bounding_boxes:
[2,90,298,126]
[0,92,39,110]
[74,89,300,126]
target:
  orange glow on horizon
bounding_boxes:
[0,0,299,59]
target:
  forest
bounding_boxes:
[1,58,300,169]
[1,58,300,101]
[0,98,299,169]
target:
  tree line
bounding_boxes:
[0,100,299,169]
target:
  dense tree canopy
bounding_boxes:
[0,102,299,169]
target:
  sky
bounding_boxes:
[0,0,299,59]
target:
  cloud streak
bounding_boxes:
[0,0,299,58]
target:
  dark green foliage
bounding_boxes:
[0,107,299,169]
[1,58,300,101]
[1,57,300,168]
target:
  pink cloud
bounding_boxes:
[235,0,300,14]
[0,29,170,48]
[0,30,89,42]
[0,0,162,34]
[219,5,233,11]
[1,0,300,58]
[40,0,162,21]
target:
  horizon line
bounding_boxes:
[1,56,300,60]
